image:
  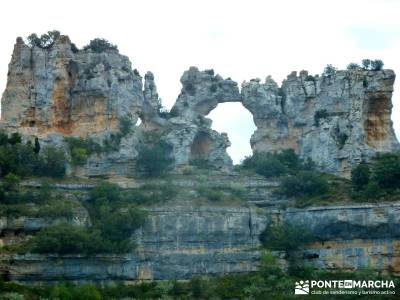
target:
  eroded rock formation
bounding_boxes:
[242,70,399,176]
[1,34,399,177]
[1,36,143,136]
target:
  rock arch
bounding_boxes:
[207,102,256,164]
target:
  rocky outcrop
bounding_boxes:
[1,34,398,178]
[1,36,142,137]
[242,70,399,176]
[2,201,400,283]
[0,205,264,283]
[171,67,241,120]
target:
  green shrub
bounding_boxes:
[2,173,20,192]
[347,63,360,70]
[73,285,102,300]
[372,153,400,189]
[371,59,384,71]
[362,59,384,71]
[197,186,225,201]
[70,148,88,165]
[27,30,60,49]
[304,75,315,81]
[124,183,177,205]
[37,146,67,177]
[83,38,118,53]
[351,163,371,191]
[65,137,102,165]
[35,200,75,219]
[31,223,104,255]
[314,109,329,126]
[241,149,302,178]
[0,134,67,178]
[362,59,371,70]
[259,223,315,251]
[136,136,173,177]
[29,182,147,255]
[189,158,212,169]
[89,182,122,204]
[8,133,22,145]
[323,64,337,76]
[119,115,133,136]
[279,171,329,198]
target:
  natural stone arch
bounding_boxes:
[207,102,256,164]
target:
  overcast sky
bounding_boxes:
[0,0,399,163]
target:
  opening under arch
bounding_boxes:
[207,102,256,164]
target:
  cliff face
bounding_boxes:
[242,70,399,176]
[2,199,400,283]
[1,35,398,177]
[1,37,143,136]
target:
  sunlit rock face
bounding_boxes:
[1,34,399,177]
[1,36,143,137]
[241,70,399,177]
[171,66,241,120]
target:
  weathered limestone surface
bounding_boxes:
[2,202,400,282]
[1,36,143,136]
[0,37,233,175]
[1,35,398,177]
[242,70,399,176]
[0,205,264,282]
[171,67,241,120]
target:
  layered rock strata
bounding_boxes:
[1,201,400,283]
[1,35,398,177]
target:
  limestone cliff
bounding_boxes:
[1,36,142,136]
[1,192,400,282]
[1,34,399,177]
[242,70,399,176]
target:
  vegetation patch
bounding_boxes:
[28,182,147,255]
[0,131,67,178]
[196,185,246,202]
[260,223,316,252]
[350,153,400,202]
[314,109,329,126]
[135,131,174,177]
[83,38,118,53]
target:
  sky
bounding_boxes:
[0,0,399,163]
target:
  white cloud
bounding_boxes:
[0,0,399,163]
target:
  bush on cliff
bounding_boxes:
[83,38,118,53]
[259,223,315,252]
[323,64,337,76]
[30,182,147,255]
[0,132,67,178]
[27,30,60,49]
[37,145,67,177]
[372,153,400,189]
[32,223,105,255]
[65,137,103,166]
[136,133,173,177]
[362,59,384,71]
[88,183,147,252]
[350,153,400,201]
[279,171,329,198]
[240,149,303,178]
[351,163,371,191]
